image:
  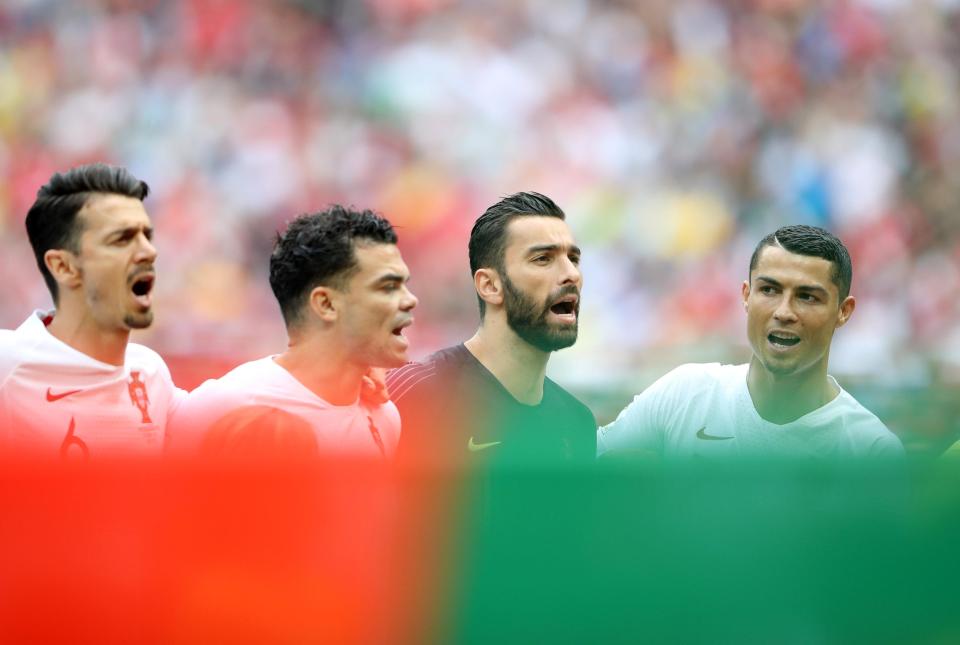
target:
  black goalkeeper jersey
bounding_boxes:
[386,344,596,467]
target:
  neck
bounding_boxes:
[746,356,838,425]
[45,307,130,366]
[464,317,550,405]
[274,333,365,406]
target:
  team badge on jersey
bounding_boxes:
[128,371,152,424]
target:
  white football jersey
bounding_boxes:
[167,356,401,458]
[0,311,183,458]
[597,363,903,459]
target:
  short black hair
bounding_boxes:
[468,192,566,318]
[269,205,398,327]
[25,163,150,304]
[749,224,853,301]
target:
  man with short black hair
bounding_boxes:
[0,163,180,457]
[169,206,417,457]
[387,192,596,465]
[598,224,902,458]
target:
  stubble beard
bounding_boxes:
[124,311,154,329]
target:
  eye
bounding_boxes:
[759,285,776,295]
[798,292,820,303]
[569,254,581,266]
[532,255,550,264]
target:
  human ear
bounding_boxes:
[44,249,82,291]
[307,285,338,323]
[474,268,503,308]
[836,295,856,328]
[741,280,750,311]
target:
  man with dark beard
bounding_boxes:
[386,192,596,466]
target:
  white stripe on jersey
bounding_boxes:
[386,363,437,402]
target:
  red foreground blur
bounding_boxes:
[0,456,455,644]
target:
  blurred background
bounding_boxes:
[1,0,958,453]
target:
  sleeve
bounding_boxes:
[157,356,189,424]
[165,379,236,454]
[168,386,190,416]
[387,362,449,463]
[597,367,686,457]
[867,431,905,457]
[392,376,434,462]
[571,400,598,462]
[0,330,18,388]
[374,401,402,456]
[0,331,18,444]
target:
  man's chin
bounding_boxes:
[124,312,154,330]
[372,352,408,370]
[518,327,578,353]
[759,356,800,377]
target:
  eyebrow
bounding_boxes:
[106,225,153,241]
[755,276,829,295]
[527,244,582,256]
[374,272,408,284]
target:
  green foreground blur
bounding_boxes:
[434,459,960,644]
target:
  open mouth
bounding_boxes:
[132,276,153,297]
[391,318,413,339]
[549,295,579,319]
[768,332,800,347]
[130,273,155,308]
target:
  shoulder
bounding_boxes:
[671,362,740,381]
[219,357,278,382]
[544,379,595,422]
[189,358,271,397]
[606,362,733,423]
[367,399,401,430]
[0,328,16,355]
[0,314,55,384]
[125,342,183,391]
[0,329,19,385]
[833,388,902,449]
[386,346,466,403]
[2,312,46,354]
[643,362,735,396]
[123,343,187,412]
[125,342,170,371]
[168,360,263,440]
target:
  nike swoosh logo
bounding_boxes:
[46,388,82,402]
[467,437,502,452]
[696,427,734,441]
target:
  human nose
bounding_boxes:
[560,255,582,287]
[400,285,418,311]
[135,233,158,263]
[772,294,798,323]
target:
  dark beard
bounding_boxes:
[503,275,579,352]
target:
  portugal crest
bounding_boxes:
[128,371,152,424]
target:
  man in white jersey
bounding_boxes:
[0,164,180,457]
[169,206,417,458]
[598,225,902,459]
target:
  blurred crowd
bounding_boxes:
[1,0,959,446]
